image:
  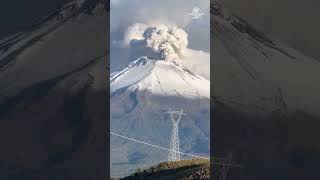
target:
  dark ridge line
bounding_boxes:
[0,52,106,115]
[211,1,296,60]
[229,15,296,60]
[0,0,105,72]
[0,17,70,71]
[212,22,258,80]
[0,33,24,51]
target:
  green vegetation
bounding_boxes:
[119,158,210,180]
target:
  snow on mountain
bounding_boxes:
[111,57,210,99]
[0,0,107,103]
[0,1,108,179]
[212,1,320,179]
[212,1,320,117]
[110,57,210,177]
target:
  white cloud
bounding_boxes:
[110,0,210,79]
[124,23,210,79]
[110,0,209,31]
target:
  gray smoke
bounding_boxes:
[110,0,210,79]
[125,23,188,62]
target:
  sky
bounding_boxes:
[110,0,210,79]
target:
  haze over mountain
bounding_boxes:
[212,1,320,179]
[223,0,320,60]
[0,1,108,179]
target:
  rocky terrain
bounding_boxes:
[114,158,210,180]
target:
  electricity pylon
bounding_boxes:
[166,109,186,161]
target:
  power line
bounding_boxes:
[110,131,241,167]
[110,132,208,160]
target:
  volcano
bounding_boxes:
[111,57,209,99]
[110,57,210,177]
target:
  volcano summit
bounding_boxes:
[110,56,210,176]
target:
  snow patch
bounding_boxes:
[110,57,209,99]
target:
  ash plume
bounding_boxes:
[110,0,210,78]
[125,23,188,62]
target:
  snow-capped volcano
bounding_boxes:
[110,57,210,176]
[109,7,210,178]
[111,57,210,99]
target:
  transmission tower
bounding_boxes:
[166,109,186,161]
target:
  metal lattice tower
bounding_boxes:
[166,109,186,161]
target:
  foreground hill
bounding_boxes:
[115,159,210,180]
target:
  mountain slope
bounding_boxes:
[212,1,320,179]
[212,1,320,116]
[0,1,108,179]
[111,57,209,99]
[0,0,107,103]
[110,58,210,177]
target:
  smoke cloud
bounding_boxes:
[123,23,210,79]
[125,23,188,62]
[110,0,210,79]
